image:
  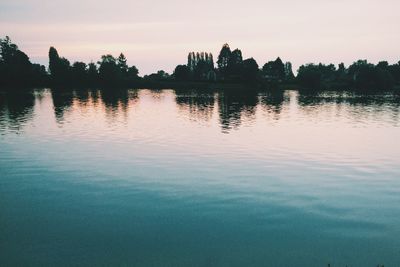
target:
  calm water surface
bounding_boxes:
[1,89,400,266]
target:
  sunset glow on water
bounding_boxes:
[1,89,400,266]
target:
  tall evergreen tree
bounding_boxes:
[49,46,71,84]
[117,53,128,75]
[217,43,231,72]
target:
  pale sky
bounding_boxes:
[1,0,399,75]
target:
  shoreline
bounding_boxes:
[1,80,399,93]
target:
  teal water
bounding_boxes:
[1,89,400,267]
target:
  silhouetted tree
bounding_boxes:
[377,61,389,70]
[188,52,195,71]
[217,43,232,76]
[128,66,139,78]
[335,62,349,85]
[0,36,47,87]
[174,65,191,81]
[297,63,337,89]
[49,47,71,85]
[0,36,18,60]
[297,64,323,88]
[262,57,285,81]
[241,58,259,82]
[71,62,87,84]
[193,61,210,80]
[284,62,295,81]
[337,63,346,75]
[31,63,48,84]
[87,62,98,84]
[183,50,214,81]
[388,61,400,84]
[226,49,243,80]
[229,49,243,66]
[144,70,170,81]
[348,60,394,90]
[117,53,128,75]
[98,54,120,86]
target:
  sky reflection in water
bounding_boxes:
[1,89,400,267]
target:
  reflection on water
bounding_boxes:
[1,88,400,267]
[218,90,259,133]
[2,88,399,133]
[0,90,35,132]
[175,89,215,122]
[259,90,286,120]
[51,89,74,123]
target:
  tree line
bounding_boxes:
[1,36,399,90]
[173,44,265,83]
[0,36,140,87]
[173,43,400,91]
[297,60,400,90]
[48,47,139,87]
[0,36,48,87]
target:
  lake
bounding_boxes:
[1,88,400,267]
